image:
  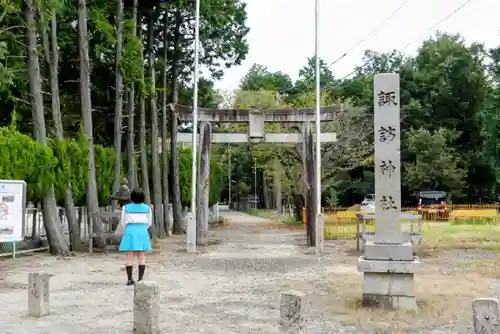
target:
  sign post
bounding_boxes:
[0,180,27,259]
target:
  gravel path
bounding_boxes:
[0,210,481,333]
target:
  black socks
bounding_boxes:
[125,265,146,285]
[125,265,134,285]
[138,265,146,281]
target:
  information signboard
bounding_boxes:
[0,180,26,242]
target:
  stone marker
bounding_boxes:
[473,298,500,333]
[134,281,160,334]
[358,73,418,310]
[28,272,51,317]
[280,291,307,333]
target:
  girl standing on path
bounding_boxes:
[116,188,152,285]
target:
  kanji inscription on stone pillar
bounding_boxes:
[374,73,402,244]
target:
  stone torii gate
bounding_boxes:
[170,103,342,251]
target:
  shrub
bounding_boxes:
[0,126,118,205]
[176,147,223,207]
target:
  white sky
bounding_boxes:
[213,0,500,91]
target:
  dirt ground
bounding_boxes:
[0,210,496,333]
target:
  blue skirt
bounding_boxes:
[119,224,152,252]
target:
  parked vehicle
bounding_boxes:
[361,194,375,205]
[417,190,449,220]
[360,201,375,212]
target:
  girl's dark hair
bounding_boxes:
[130,188,145,204]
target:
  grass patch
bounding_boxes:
[450,218,497,225]
[324,221,500,252]
[282,216,303,225]
[246,209,276,219]
[422,222,500,252]
[209,218,229,228]
[246,208,258,216]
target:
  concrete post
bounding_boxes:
[280,291,308,333]
[28,272,51,317]
[473,298,500,333]
[358,73,418,310]
[133,281,160,334]
[196,122,211,246]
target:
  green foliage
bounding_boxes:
[49,138,71,201]
[230,32,500,205]
[0,127,56,201]
[325,187,339,207]
[404,127,466,197]
[175,148,223,207]
[122,19,142,86]
[95,145,118,206]
[90,10,117,46]
[239,64,293,92]
[0,126,118,205]
[0,41,13,92]
[6,0,500,210]
[49,135,90,206]
[234,90,279,108]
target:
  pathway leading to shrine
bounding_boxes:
[0,209,481,333]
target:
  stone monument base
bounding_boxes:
[358,241,419,310]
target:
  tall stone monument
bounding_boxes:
[358,73,418,310]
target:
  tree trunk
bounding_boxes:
[126,0,139,189]
[274,158,282,214]
[25,0,70,256]
[111,0,124,210]
[126,90,138,189]
[139,92,151,203]
[137,18,155,238]
[138,25,151,204]
[40,10,83,252]
[147,8,165,237]
[196,122,211,246]
[161,7,171,235]
[263,173,270,209]
[171,4,183,234]
[78,0,105,248]
[305,125,316,247]
[292,192,304,221]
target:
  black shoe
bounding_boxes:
[126,279,135,286]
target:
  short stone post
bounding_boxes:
[28,272,51,317]
[134,281,160,334]
[473,298,500,333]
[280,291,308,333]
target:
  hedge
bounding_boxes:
[0,126,117,205]
[0,126,222,207]
[178,148,223,207]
